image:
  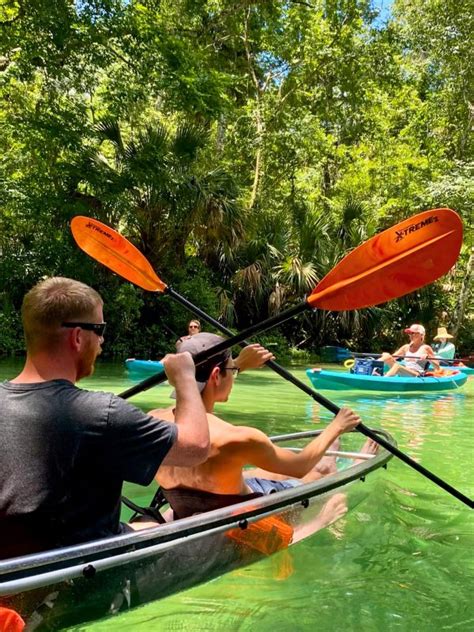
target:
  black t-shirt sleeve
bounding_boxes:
[104,395,177,485]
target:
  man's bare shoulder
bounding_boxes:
[209,416,269,449]
[149,406,175,422]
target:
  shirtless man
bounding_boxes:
[380,323,439,377]
[151,333,366,520]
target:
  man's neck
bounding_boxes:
[201,390,216,413]
[11,352,77,384]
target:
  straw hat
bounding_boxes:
[434,327,454,340]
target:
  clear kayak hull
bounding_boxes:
[0,429,395,630]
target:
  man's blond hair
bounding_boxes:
[22,277,103,352]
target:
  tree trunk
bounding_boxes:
[451,249,473,335]
[244,8,264,211]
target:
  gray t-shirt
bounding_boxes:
[0,379,177,557]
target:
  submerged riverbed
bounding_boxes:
[1,358,473,631]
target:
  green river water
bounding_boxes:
[1,358,473,631]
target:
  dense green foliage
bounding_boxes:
[1,0,472,358]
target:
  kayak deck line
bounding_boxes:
[326,450,375,460]
[285,446,375,460]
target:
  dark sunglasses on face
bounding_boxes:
[189,325,200,329]
[62,322,107,336]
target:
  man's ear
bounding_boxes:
[208,365,221,385]
[65,326,82,352]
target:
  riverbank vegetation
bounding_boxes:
[1,1,472,358]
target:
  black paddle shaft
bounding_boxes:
[357,424,473,508]
[120,288,474,509]
[119,300,308,399]
[167,287,340,413]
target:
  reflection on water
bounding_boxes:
[0,359,472,631]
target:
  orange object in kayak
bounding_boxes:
[227,515,294,555]
[0,607,25,632]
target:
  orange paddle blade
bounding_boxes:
[70,217,167,292]
[308,208,462,310]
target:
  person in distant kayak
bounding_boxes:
[433,327,456,361]
[380,324,439,377]
[0,277,210,559]
[175,319,276,372]
[175,319,202,348]
[184,319,202,338]
[150,333,374,520]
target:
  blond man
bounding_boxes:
[0,277,209,558]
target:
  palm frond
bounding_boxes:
[268,283,288,315]
[173,123,208,161]
[216,286,237,326]
[273,256,319,295]
[233,263,265,301]
[95,118,124,153]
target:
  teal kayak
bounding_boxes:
[454,365,474,376]
[306,368,468,392]
[125,359,164,376]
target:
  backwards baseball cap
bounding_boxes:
[404,323,425,335]
[171,332,231,398]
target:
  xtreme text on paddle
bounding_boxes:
[395,215,439,242]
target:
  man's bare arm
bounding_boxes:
[235,408,361,478]
[153,352,210,467]
[393,344,409,357]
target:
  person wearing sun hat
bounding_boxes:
[380,323,439,377]
[433,327,456,360]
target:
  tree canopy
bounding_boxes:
[1,0,472,357]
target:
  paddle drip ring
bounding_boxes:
[344,359,355,369]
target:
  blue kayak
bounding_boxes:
[320,346,352,362]
[306,368,468,392]
[125,359,164,376]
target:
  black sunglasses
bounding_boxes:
[62,322,107,336]
[220,366,240,375]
